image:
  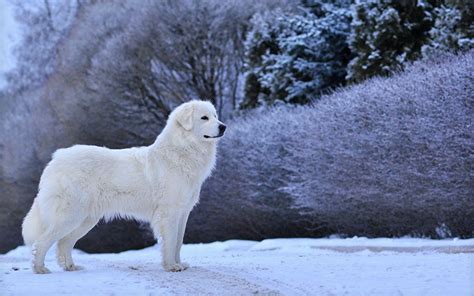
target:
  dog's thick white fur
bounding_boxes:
[22,100,225,274]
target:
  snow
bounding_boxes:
[1,238,473,295]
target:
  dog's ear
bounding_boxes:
[176,103,194,131]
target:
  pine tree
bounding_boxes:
[241,2,351,109]
[449,0,474,50]
[422,2,474,55]
[347,0,434,83]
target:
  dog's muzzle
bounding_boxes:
[204,124,226,139]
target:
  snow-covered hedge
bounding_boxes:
[188,51,474,241]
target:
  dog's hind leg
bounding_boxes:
[32,224,74,274]
[56,217,99,271]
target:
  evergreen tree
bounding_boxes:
[301,0,352,16]
[241,2,351,109]
[449,0,474,49]
[347,0,434,83]
[423,2,474,55]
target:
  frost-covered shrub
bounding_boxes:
[241,2,351,108]
[188,51,474,241]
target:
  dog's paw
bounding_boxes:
[64,264,83,271]
[177,262,190,270]
[33,266,51,274]
[164,263,187,272]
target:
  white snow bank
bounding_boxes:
[250,237,474,252]
[1,238,473,295]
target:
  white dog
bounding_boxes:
[22,100,226,274]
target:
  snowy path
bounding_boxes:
[1,238,473,295]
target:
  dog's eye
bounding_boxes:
[201,116,209,120]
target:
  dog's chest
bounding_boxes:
[148,144,216,204]
[172,149,215,182]
[150,161,210,203]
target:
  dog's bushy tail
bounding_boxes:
[22,199,44,246]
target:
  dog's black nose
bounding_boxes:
[219,124,227,133]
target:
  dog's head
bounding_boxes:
[173,100,226,141]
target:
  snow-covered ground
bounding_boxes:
[1,238,473,295]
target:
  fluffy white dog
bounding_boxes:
[22,100,226,274]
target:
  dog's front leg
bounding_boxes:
[153,209,186,272]
[174,207,192,269]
